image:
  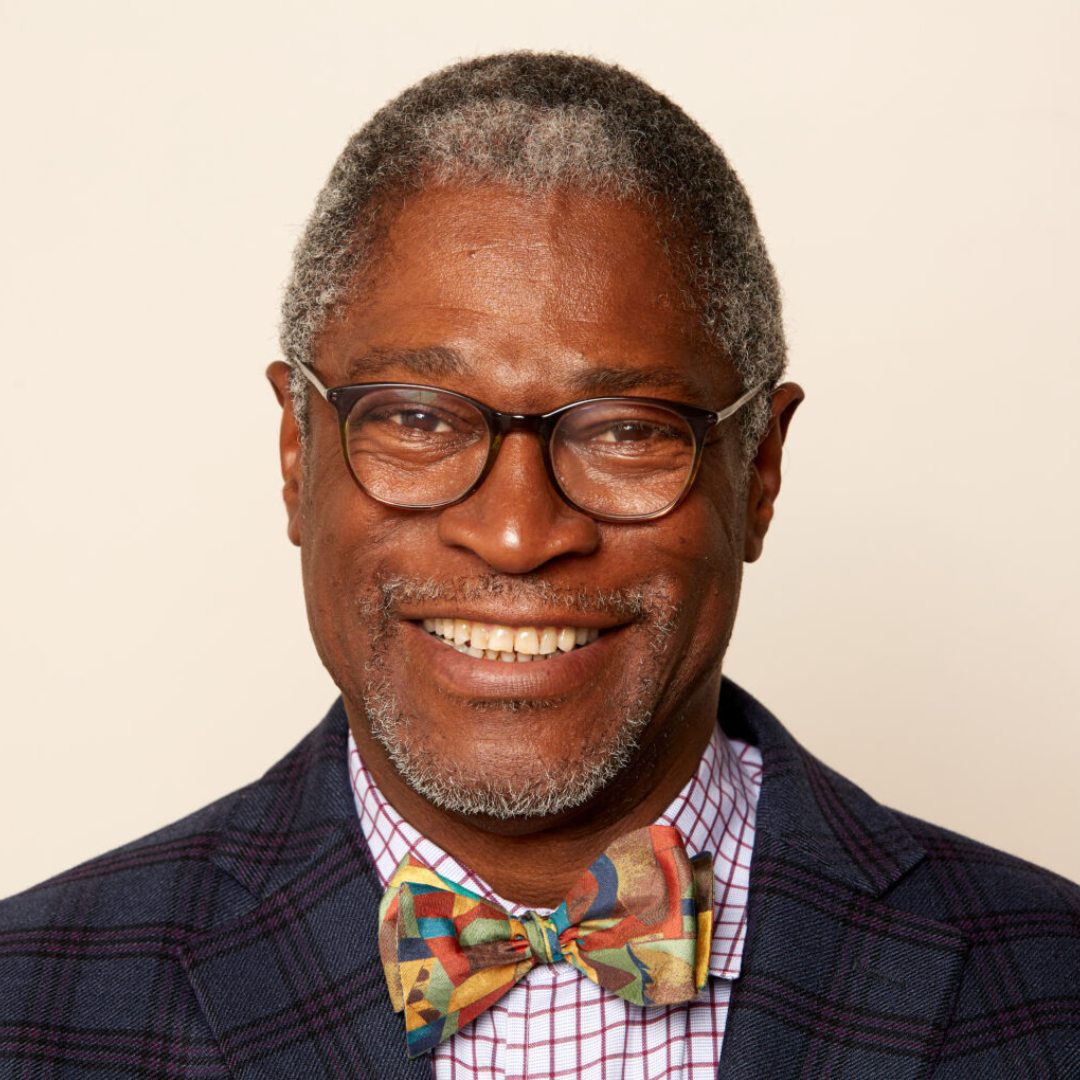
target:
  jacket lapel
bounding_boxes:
[178,701,430,1079]
[716,681,968,1078]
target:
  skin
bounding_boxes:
[267,183,802,907]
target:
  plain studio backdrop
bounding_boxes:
[1,0,1077,898]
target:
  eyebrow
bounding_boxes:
[344,350,709,401]
[565,364,708,400]
[344,346,466,381]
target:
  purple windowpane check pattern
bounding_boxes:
[350,723,762,1079]
[1,686,1076,1075]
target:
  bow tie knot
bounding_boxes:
[511,908,571,964]
[379,825,714,1056]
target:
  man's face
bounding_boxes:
[274,183,770,825]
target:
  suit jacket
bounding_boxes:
[2,681,1077,1078]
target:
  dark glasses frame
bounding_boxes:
[293,360,762,522]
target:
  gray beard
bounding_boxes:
[358,574,674,819]
[363,675,654,819]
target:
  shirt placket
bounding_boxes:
[503,977,529,1080]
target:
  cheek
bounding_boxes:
[630,479,745,672]
[653,456,744,574]
[297,449,402,668]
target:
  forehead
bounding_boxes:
[315,183,730,407]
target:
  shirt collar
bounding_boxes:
[348,721,762,981]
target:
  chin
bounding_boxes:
[362,677,653,821]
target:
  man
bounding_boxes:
[1,52,1077,1079]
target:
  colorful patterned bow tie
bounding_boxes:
[378,824,713,1056]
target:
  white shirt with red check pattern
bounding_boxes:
[349,723,762,1079]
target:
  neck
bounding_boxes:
[346,687,718,908]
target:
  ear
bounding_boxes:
[744,382,804,563]
[266,361,303,547]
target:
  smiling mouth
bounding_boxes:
[420,618,603,662]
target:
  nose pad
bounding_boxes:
[436,432,600,573]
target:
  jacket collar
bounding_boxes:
[180,701,433,1078]
[207,697,359,901]
[716,680,967,1078]
[719,679,925,896]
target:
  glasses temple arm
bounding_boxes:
[292,360,331,400]
[713,382,765,423]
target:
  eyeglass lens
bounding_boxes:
[343,387,697,518]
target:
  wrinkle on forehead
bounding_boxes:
[360,183,700,314]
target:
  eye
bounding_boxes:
[361,403,465,435]
[385,408,453,434]
[587,416,686,442]
[591,420,682,444]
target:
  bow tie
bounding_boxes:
[378,824,713,1056]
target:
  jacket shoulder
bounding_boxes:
[890,809,1080,916]
[1,698,350,921]
[0,704,351,1077]
[885,814,1080,1076]
[1,781,254,921]
[0,784,254,1077]
[724,679,1080,1076]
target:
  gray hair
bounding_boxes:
[280,52,786,453]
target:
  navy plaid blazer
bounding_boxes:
[2,680,1078,1078]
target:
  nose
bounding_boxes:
[436,432,600,573]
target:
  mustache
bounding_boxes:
[373,573,659,622]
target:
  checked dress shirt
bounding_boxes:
[349,723,763,1080]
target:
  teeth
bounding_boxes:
[423,618,604,659]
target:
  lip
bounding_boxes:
[397,608,624,632]
[404,618,624,701]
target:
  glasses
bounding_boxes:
[293,361,762,523]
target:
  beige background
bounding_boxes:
[1,0,1077,899]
